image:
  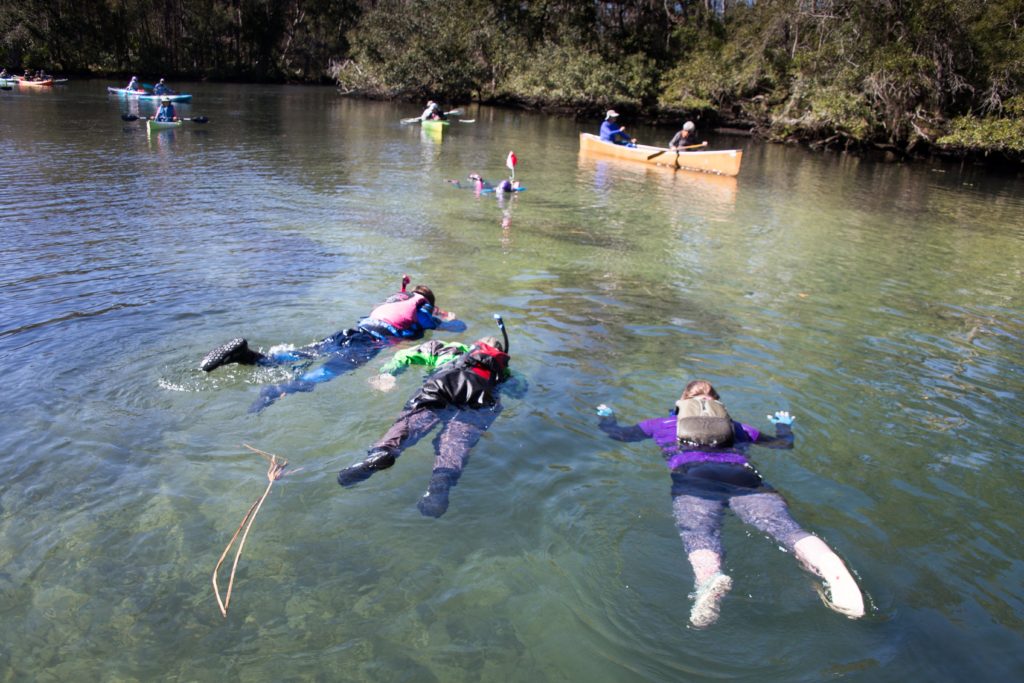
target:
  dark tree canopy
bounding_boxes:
[1,0,1020,158]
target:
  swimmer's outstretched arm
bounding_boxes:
[753,410,795,449]
[595,405,648,442]
[369,340,469,392]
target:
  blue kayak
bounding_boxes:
[107,87,192,102]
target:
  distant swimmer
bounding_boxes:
[596,379,865,628]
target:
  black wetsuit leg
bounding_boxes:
[417,406,499,517]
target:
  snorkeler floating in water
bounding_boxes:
[446,174,524,194]
[200,275,463,412]
[339,315,521,518]
[597,379,865,628]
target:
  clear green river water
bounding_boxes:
[1,80,1023,682]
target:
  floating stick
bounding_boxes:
[212,444,288,618]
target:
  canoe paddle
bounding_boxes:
[121,113,209,123]
[647,141,707,160]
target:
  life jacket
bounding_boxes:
[675,397,734,448]
[408,343,508,410]
[456,342,510,383]
[367,293,429,331]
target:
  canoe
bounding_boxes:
[107,87,192,102]
[578,133,742,177]
[147,119,182,133]
[17,79,55,88]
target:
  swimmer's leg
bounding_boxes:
[249,337,386,413]
[338,406,440,486]
[417,406,499,518]
[793,536,865,618]
[672,493,731,627]
[729,492,865,618]
[200,338,266,371]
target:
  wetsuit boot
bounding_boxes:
[201,338,266,371]
[416,467,459,518]
[337,448,397,487]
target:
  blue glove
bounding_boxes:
[767,411,794,426]
[596,404,614,417]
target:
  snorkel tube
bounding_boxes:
[493,313,509,353]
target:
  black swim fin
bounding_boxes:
[200,338,264,371]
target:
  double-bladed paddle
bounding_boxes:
[401,108,464,124]
[121,113,209,123]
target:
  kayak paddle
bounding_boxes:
[402,108,464,124]
[121,113,209,123]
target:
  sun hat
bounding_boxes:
[605,110,619,119]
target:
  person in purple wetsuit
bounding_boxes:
[597,379,865,628]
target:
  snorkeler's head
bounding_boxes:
[411,285,435,307]
[477,336,503,352]
[681,379,719,402]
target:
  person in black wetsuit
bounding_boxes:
[338,317,519,518]
[199,275,462,412]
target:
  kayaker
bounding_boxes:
[126,76,142,92]
[153,78,172,95]
[669,121,700,151]
[155,98,177,122]
[340,323,520,518]
[200,277,462,412]
[420,100,445,121]
[0,69,8,79]
[599,110,636,147]
[596,379,865,628]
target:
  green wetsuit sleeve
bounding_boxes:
[379,341,470,375]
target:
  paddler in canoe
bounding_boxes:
[669,121,700,151]
[155,98,178,122]
[599,110,637,147]
[199,276,463,413]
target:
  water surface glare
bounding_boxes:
[1,81,1023,682]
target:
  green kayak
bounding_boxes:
[147,119,183,133]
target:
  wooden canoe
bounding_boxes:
[578,133,742,177]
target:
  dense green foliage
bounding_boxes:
[2,0,1020,158]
